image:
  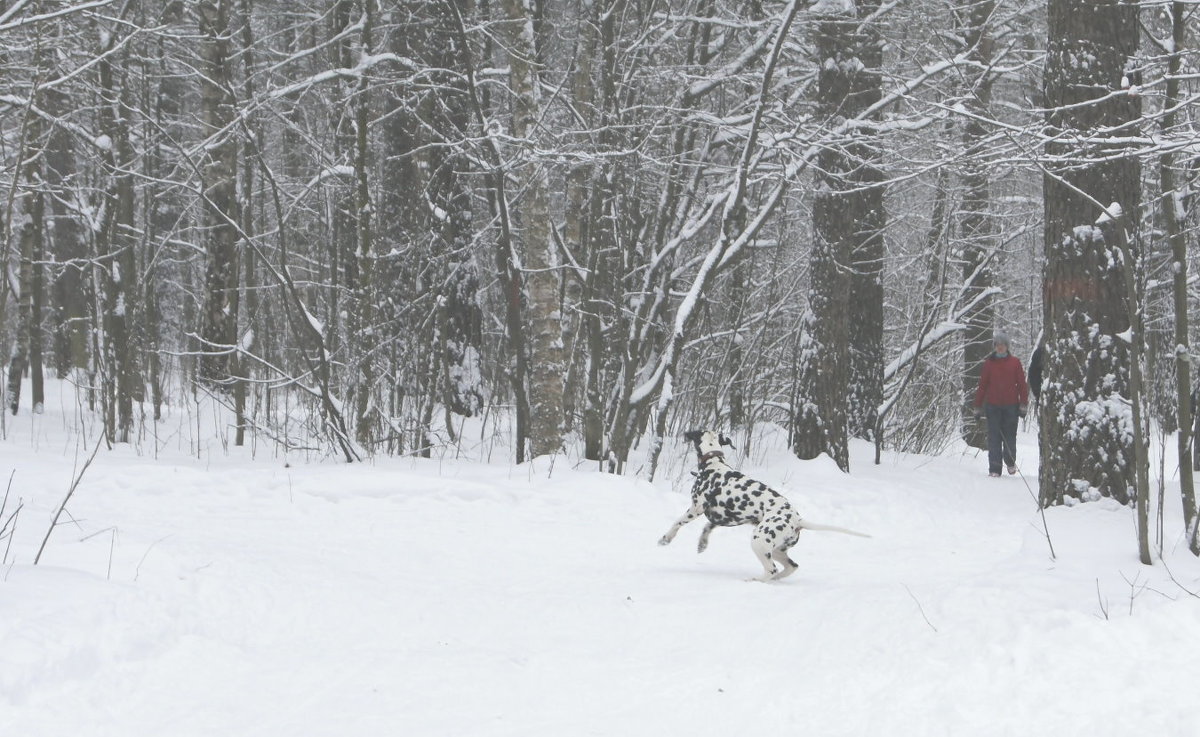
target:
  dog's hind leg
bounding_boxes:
[696,522,716,552]
[750,534,780,582]
[659,503,704,546]
[772,546,799,579]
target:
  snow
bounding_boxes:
[3,381,1200,736]
[301,303,324,336]
[1172,189,1187,223]
[311,165,355,186]
[1096,202,1123,225]
[810,0,855,14]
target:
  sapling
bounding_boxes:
[34,440,100,565]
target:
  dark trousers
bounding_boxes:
[985,403,1019,474]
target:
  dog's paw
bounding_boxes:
[697,540,708,553]
[658,535,672,546]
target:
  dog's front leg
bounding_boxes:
[659,503,704,546]
[696,522,716,553]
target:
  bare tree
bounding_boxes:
[1157,2,1200,554]
[196,0,241,387]
[497,0,564,458]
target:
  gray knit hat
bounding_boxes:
[993,330,1011,347]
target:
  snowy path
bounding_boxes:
[3,419,1200,736]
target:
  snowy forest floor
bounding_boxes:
[3,381,1200,736]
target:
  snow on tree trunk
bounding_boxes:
[197,0,241,388]
[350,1,377,449]
[1039,0,1140,506]
[793,1,882,471]
[97,37,139,444]
[1158,2,1200,554]
[427,1,483,420]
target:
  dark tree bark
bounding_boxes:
[44,78,87,378]
[446,0,531,461]
[583,0,627,463]
[197,0,241,386]
[423,0,482,420]
[7,166,42,416]
[844,0,886,443]
[1039,0,1140,506]
[145,35,186,423]
[349,0,377,448]
[793,1,883,471]
[958,0,996,451]
[97,37,138,443]
[29,187,45,413]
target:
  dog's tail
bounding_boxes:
[798,520,872,538]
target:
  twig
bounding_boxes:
[81,526,119,580]
[1,501,20,565]
[0,497,21,540]
[34,439,101,565]
[1158,554,1200,600]
[134,535,171,582]
[1121,571,1147,616]
[902,584,938,633]
[1016,467,1057,560]
[0,469,13,521]
[1095,578,1110,620]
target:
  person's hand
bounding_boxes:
[1019,404,1028,418]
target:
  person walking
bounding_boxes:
[973,331,1029,477]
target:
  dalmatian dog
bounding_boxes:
[658,430,870,581]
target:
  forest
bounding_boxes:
[2,0,1199,559]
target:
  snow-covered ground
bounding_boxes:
[3,382,1200,736]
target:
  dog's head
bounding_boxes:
[683,430,735,456]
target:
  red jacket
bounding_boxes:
[974,353,1029,408]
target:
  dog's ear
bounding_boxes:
[719,433,736,449]
[683,430,702,444]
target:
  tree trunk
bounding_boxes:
[1114,229,1152,564]
[350,0,377,448]
[97,39,139,443]
[7,184,40,416]
[499,0,564,458]
[845,0,886,442]
[1159,2,1200,554]
[958,0,996,451]
[30,182,45,415]
[427,0,483,420]
[197,0,241,387]
[44,80,87,378]
[793,2,881,471]
[1039,0,1140,506]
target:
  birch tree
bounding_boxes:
[497,0,564,458]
